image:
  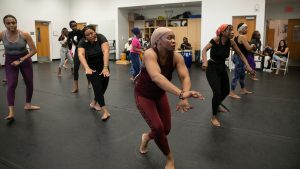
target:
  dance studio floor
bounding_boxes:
[0,61,299,169]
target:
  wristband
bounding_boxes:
[19,58,23,63]
[179,91,184,100]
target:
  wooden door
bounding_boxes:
[266,28,275,48]
[187,19,201,50]
[187,19,201,61]
[232,16,256,41]
[35,22,50,60]
[287,19,300,61]
[77,23,86,30]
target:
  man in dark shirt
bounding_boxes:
[67,20,84,93]
[180,37,192,50]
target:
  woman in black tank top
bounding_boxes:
[202,24,253,127]
[229,23,256,99]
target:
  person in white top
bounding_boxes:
[57,28,73,76]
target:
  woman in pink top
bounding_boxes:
[130,27,143,79]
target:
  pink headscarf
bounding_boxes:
[216,24,229,36]
[151,27,172,47]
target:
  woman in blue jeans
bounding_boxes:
[272,40,289,75]
[130,27,143,80]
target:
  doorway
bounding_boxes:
[35,21,50,62]
[232,16,256,41]
[287,19,300,64]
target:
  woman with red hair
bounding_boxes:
[202,24,253,127]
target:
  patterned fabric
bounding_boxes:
[216,24,229,36]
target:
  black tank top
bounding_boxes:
[209,38,231,63]
[135,48,174,99]
[234,35,248,57]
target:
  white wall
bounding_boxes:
[266,1,300,20]
[201,0,265,59]
[0,0,71,64]
[69,0,117,40]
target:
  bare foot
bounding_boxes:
[211,117,221,127]
[71,88,79,93]
[57,74,62,77]
[89,102,101,111]
[218,106,228,113]
[24,105,40,110]
[5,115,14,120]
[229,92,241,99]
[240,89,252,95]
[251,76,259,81]
[101,112,111,121]
[165,153,175,169]
[140,133,150,154]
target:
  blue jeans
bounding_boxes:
[272,54,287,69]
[130,52,141,78]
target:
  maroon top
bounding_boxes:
[135,48,174,99]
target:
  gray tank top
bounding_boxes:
[3,31,28,55]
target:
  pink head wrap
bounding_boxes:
[216,24,229,36]
[151,27,172,47]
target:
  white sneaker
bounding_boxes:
[266,69,272,73]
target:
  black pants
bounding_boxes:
[206,61,229,115]
[86,72,109,107]
[73,48,80,80]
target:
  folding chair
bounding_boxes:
[270,52,289,75]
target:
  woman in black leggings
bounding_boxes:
[78,25,110,120]
[202,24,253,127]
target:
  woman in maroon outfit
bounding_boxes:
[134,27,204,169]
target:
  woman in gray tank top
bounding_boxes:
[0,14,40,122]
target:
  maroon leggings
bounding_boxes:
[135,92,171,155]
[5,53,33,106]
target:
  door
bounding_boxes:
[35,21,50,62]
[77,23,86,30]
[266,28,275,48]
[187,18,201,61]
[232,16,256,41]
[287,19,300,62]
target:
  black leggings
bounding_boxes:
[206,61,229,116]
[73,48,80,81]
[86,72,109,107]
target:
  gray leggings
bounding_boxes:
[59,47,73,68]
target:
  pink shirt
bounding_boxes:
[130,37,141,53]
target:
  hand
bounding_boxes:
[176,99,192,113]
[202,61,207,71]
[182,91,205,100]
[11,60,21,67]
[100,68,110,77]
[73,36,78,43]
[245,65,255,75]
[85,68,95,75]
